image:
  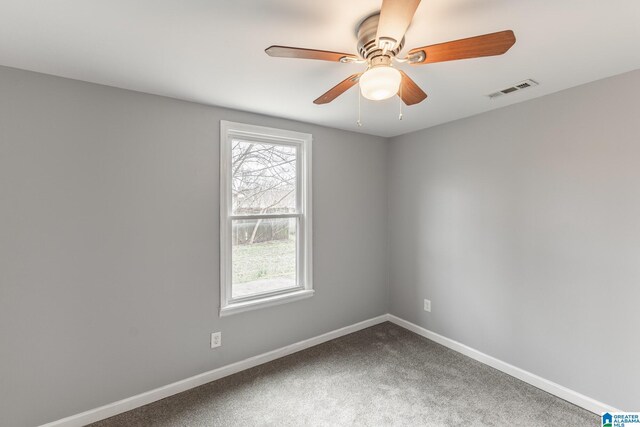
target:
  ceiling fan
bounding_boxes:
[265,0,516,106]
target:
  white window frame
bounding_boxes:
[219,120,313,316]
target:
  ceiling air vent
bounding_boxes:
[487,79,538,99]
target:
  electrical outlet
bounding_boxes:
[424,299,431,312]
[210,332,221,349]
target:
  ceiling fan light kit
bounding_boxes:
[265,0,516,122]
[360,64,402,101]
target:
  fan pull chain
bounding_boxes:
[356,88,363,127]
[398,83,403,121]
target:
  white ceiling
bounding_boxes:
[1,0,639,137]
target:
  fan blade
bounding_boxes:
[398,71,427,105]
[408,30,516,64]
[376,0,421,49]
[314,74,362,105]
[265,46,358,62]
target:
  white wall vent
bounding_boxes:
[487,79,539,99]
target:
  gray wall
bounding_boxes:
[388,70,640,410]
[0,65,389,427]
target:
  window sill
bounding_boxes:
[219,289,314,317]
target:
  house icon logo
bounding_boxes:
[602,412,613,427]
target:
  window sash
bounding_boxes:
[228,215,303,304]
[230,139,301,217]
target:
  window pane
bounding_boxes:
[232,218,297,298]
[232,140,297,215]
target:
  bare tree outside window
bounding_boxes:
[232,141,297,217]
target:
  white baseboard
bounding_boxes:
[40,315,389,427]
[41,313,618,426]
[387,314,619,415]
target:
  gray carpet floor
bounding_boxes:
[90,322,598,426]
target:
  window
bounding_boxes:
[220,121,312,316]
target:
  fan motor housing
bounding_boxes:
[356,13,405,61]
